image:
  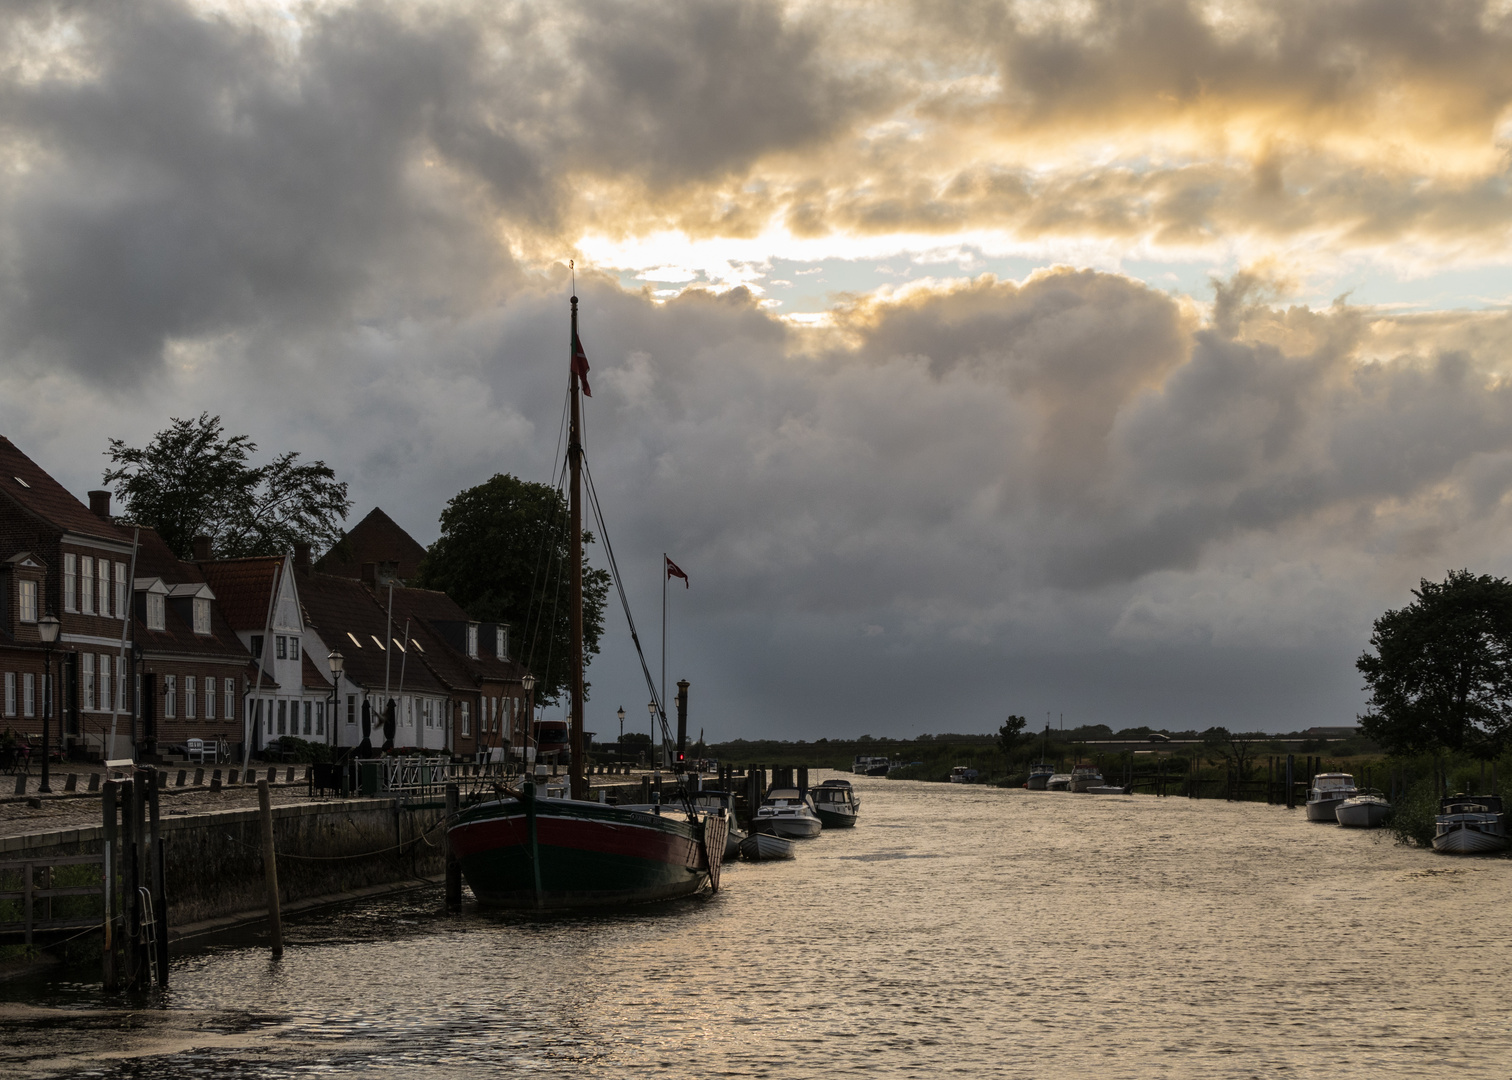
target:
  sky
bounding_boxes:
[4,0,1512,741]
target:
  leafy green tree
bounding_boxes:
[1200,726,1260,780]
[1358,569,1512,757]
[998,714,1027,757]
[104,413,350,560]
[417,473,610,705]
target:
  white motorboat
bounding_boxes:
[690,790,747,859]
[1068,764,1103,793]
[1335,793,1391,828]
[948,766,979,784]
[738,831,796,860]
[811,779,859,828]
[1305,773,1359,821]
[1433,795,1508,854]
[1025,763,1055,790]
[853,755,891,776]
[753,788,823,838]
[1045,773,1072,791]
[1087,784,1131,795]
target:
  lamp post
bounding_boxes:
[326,650,344,748]
[616,706,625,751]
[37,613,60,794]
[647,700,658,768]
[521,672,536,770]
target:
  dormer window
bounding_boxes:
[147,593,165,631]
[495,626,507,660]
[193,597,211,635]
[18,580,37,623]
[466,623,478,658]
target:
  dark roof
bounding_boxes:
[198,557,282,631]
[128,530,252,665]
[316,507,428,582]
[132,528,206,585]
[0,434,129,545]
[301,649,332,691]
[295,570,448,696]
[386,586,525,686]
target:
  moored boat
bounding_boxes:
[753,787,823,838]
[1305,773,1359,822]
[810,779,859,828]
[690,789,747,858]
[738,831,796,860]
[1068,764,1103,793]
[1086,783,1131,795]
[948,765,979,784]
[853,755,891,776]
[1045,773,1072,791]
[1335,793,1391,828]
[1432,795,1508,854]
[1025,763,1055,790]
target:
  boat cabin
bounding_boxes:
[812,784,856,809]
[1310,773,1356,792]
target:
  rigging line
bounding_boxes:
[582,455,674,748]
[519,450,569,680]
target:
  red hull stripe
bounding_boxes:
[452,813,703,868]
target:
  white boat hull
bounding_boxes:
[756,815,822,838]
[738,832,796,860]
[1335,798,1390,828]
[1433,823,1509,854]
[1086,785,1130,795]
[1306,797,1348,822]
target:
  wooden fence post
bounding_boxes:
[257,780,283,958]
[445,783,462,912]
[102,781,118,992]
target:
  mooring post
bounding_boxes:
[257,779,283,958]
[102,780,118,992]
[444,782,462,912]
[148,770,168,988]
[120,778,138,987]
[1285,754,1295,809]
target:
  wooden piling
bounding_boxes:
[147,770,168,987]
[257,779,283,958]
[120,778,138,986]
[445,783,462,912]
[102,780,118,992]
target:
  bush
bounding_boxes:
[1388,778,1440,848]
[273,735,332,764]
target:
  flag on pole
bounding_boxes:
[666,556,689,588]
[572,332,592,397]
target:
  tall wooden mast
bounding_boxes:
[568,294,587,800]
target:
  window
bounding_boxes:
[303,701,312,736]
[346,632,362,649]
[496,626,507,659]
[460,701,470,737]
[411,638,423,653]
[98,559,110,617]
[97,655,109,714]
[23,674,35,717]
[392,638,405,653]
[288,635,298,660]
[115,563,128,617]
[466,624,478,658]
[193,598,210,635]
[492,697,499,733]
[204,677,215,719]
[80,557,95,614]
[163,675,176,718]
[117,657,128,712]
[225,681,235,721]
[147,594,165,631]
[3,673,14,717]
[185,676,196,719]
[370,635,385,650]
[82,653,95,711]
[315,701,324,736]
[64,554,77,612]
[250,635,263,658]
[275,636,287,660]
[424,698,433,728]
[18,580,37,624]
[277,700,287,735]
[346,695,356,725]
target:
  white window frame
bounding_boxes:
[97,654,110,714]
[303,700,312,735]
[81,653,95,711]
[63,553,77,612]
[115,563,128,619]
[315,701,324,736]
[116,657,128,712]
[466,624,478,658]
[147,594,165,631]
[18,580,37,624]
[225,682,235,721]
[185,675,196,719]
[204,677,216,720]
[496,626,507,659]
[80,556,95,614]
[277,699,287,735]
[193,598,211,635]
[3,672,14,717]
[163,675,176,718]
[460,701,470,737]
[23,673,35,717]
[98,559,110,617]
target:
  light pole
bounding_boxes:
[617,706,625,749]
[521,672,536,771]
[647,700,658,768]
[326,649,344,749]
[37,613,60,793]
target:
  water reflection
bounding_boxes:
[5,773,1511,1078]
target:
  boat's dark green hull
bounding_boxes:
[813,806,857,828]
[449,796,712,909]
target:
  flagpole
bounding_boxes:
[661,552,667,763]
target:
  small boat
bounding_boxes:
[1432,794,1508,854]
[810,779,859,828]
[752,788,823,838]
[1335,793,1391,828]
[1068,764,1103,793]
[1305,773,1359,822]
[738,831,796,860]
[691,789,747,858]
[853,755,891,776]
[1086,784,1131,795]
[948,766,979,784]
[1045,773,1072,791]
[1025,763,1055,790]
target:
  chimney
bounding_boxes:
[361,561,377,586]
[294,542,312,572]
[88,490,111,519]
[192,535,212,561]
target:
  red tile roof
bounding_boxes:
[316,507,428,582]
[0,434,129,544]
[295,570,448,696]
[198,557,283,631]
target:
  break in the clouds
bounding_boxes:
[3,0,1512,736]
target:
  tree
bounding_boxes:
[998,714,1027,757]
[1357,570,1512,757]
[1201,726,1260,780]
[417,473,610,706]
[105,414,350,560]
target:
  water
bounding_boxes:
[5,772,1511,1079]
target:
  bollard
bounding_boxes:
[157,771,169,790]
[89,773,101,793]
[228,768,239,785]
[210,770,222,792]
[444,783,462,912]
[13,774,26,796]
[176,770,186,787]
[64,773,78,793]
[193,768,204,786]
[285,767,294,784]
[257,780,283,957]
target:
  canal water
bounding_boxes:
[4,772,1510,1078]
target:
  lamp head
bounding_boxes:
[327,649,345,677]
[617,706,625,722]
[522,672,536,692]
[37,613,61,645]
[647,700,657,717]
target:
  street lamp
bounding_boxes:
[617,706,625,746]
[521,672,536,766]
[37,613,60,794]
[647,700,658,767]
[326,649,344,749]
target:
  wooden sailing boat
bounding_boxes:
[448,292,726,909]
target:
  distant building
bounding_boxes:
[315,507,428,585]
[1303,726,1360,738]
